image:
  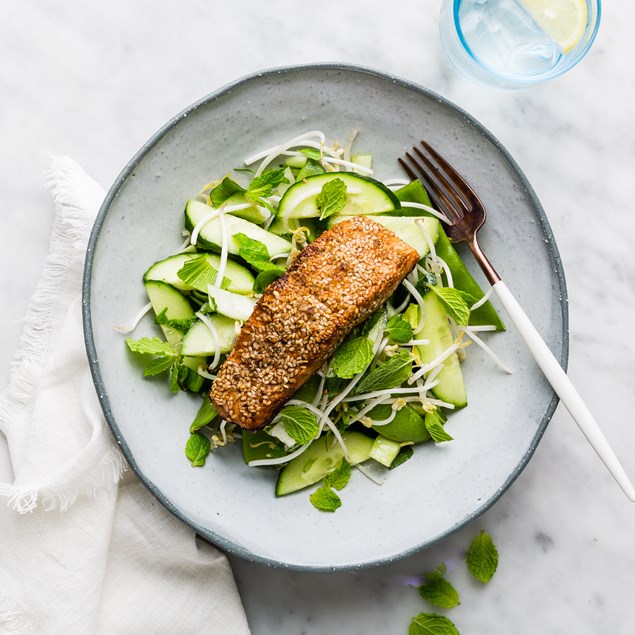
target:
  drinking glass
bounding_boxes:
[439,0,601,89]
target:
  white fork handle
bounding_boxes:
[493,280,635,501]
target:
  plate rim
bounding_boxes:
[82,62,569,572]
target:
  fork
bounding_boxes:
[399,141,635,502]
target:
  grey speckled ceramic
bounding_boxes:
[83,64,567,571]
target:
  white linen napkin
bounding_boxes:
[0,158,250,635]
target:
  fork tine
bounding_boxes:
[412,146,471,214]
[420,140,480,204]
[400,152,460,224]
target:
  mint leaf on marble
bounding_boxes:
[418,574,460,609]
[466,530,499,583]
[409,612,460,635]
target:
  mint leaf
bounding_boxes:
[309,486,342,512]
[428,286,476,327]
[419,576,460,609]
[190,396,217,433]
[185,433,211,467]
[424,410,453,443]
[169,363,181,393]
[297,157,325,180]
[354,350,414,395]
[409,612,460,635]
[424,563,447,581]
[466,530,498,583]
[154,308,195,334]
[209,176,245,207]
[177,255,230,292]
[389,445,414,470]
[143,355,175,377]
[316,178,347,220]
[232,232,285,273]
[246,168,288,201]
[254,268,285,294]
[385,314,414,343]
[331,336,374,379]
[125,337,174,357]
[323,459,351,491]
[299,147,322,161]
[279,407,319,445]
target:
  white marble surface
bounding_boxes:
[1,1,634,633]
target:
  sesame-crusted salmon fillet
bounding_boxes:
[210,215,419,430]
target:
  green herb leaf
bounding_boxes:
[185,433,211,467]
[254,268,285,294]
[169,363,181,393]
[177,255,230,292]
[424,563,447,581]
[246,168,289,200]
[402,304,420,331]
[323,459,351,491]
[143,355,175,377]
[190,396,217,433]
[297,157,326,180]
[154,308,195,334]
[419,577,460,609]
[409,612,460,635]
[279,407,319,445]
[385,314,414,343]
[299,147,322,161]
[232,232,285,273]
[209,176,245,207]
[466,530,499,583]
[309,486,342,512]
[424,410,453,443]
[331,336,374,379]
[125,337,175,357]
[316,178,347,220]
[389,445,414,470]
[354,350,414,395]
[428,286,476,327]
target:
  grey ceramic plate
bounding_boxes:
[83,64,567,571]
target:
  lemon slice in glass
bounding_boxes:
[520,0,588,53]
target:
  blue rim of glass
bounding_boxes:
[453,0,602,84]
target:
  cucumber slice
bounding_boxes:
[275,431,374,496]
[277,173,399,220]
[369,435,402,468]
[327,215,439,259]
[394,181,505,331]
[369,403,430,443]
[416,293,467,408]
[144,252,255,295]
[267,216,319,242]
[242,429,286,463]
[223,192,269,225]
[144,280,194,349]
[208,286,256,322]
[180,316,238,356]
[184,200,292,256]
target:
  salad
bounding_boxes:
[120,130,508,512]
